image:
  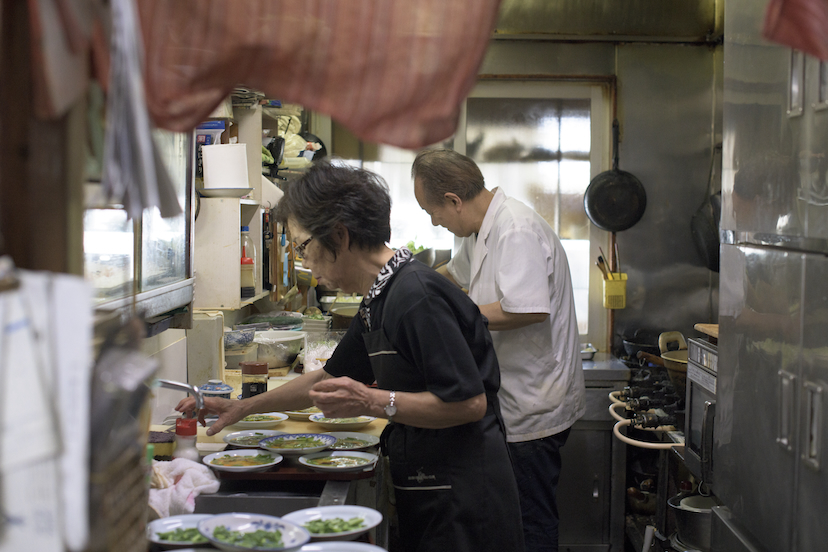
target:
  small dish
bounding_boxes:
[309,414,377,431]
[147,514,213,548]
[298,544,386,552]
[259,433,337,456]
[282,505,382,542]
[223,430,286,448]
[230,412,289,429]
[198,187,254,198]
[324,432,380,451]
[282,406,322,421]
[298,451,378,473]
[202,449,283,472]
[197,512,310,552]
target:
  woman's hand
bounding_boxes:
[176,395,249,436]
[309,376,375,418]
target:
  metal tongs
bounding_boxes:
[155,379,204,418]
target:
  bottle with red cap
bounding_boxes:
[173,417,200,462]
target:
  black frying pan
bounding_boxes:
[584,120,647,232]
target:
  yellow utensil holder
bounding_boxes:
[602,273,627,309]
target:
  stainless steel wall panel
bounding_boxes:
[612,44,721,342]
[716,244,802,552]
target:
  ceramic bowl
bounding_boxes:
[197,512,310,552]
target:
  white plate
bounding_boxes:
[298,451,378,473]
[202,449,283,472]
[231,412,289,429]
[223,430,286,448]
[309,414,377,431]
[147,514,214,548]
[298,543,386,552]
[324,432,380,451]
[282,407,323,421]
[282,505,382,542]
[198,512,310,552]
[197,187,253,198]
[259,433,337,456]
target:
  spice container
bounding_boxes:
[173,418,200,462]
[239,361,268,398]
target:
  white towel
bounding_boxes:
[148,458,220,518]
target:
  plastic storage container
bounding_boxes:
[602,272,627,309]
[241,226,257,299]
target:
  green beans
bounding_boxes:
[156,527,208,543]
[213,525,284,547]
[304,516,365,534]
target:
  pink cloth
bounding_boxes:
[137,0,502,148]
[764,0,828,60]
[148,458,220,518]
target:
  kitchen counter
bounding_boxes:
[582,352,632,381]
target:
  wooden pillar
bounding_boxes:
[0,0,85,275]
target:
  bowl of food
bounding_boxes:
[255,330,307,368]
[324,432,380,451]
[282,505,382,542]
[147,513,213,548]
[282,406,322,421]
[298,451,378,473]
[202,449,283,473]
[224,329,255,351]
[259,433,337,456]
[197,512,310,552]
[231,412,289,429]
[223,430,286,448]
[309,414,377,431]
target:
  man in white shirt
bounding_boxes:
[412,149,586,552]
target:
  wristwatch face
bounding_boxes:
[384,404,397,417]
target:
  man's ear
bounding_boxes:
[444,192,463,212]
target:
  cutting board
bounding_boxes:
[694,323,719,339]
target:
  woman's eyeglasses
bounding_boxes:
[294,236,313,257]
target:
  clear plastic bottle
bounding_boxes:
[173,418,200,462]
[241,226,257,298]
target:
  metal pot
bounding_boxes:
[659,331,688,398]
[668,494,718,552]
[584,120,647,232]
[330,304,359,330]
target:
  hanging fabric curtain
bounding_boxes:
[136,0,503,149]
[763,0,828,60]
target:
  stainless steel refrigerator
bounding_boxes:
[714,0,828,551]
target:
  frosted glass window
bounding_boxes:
[142,130,190,291]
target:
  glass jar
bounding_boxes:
[239,361,268,398]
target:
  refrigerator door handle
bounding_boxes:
[778,370,796,451]
[802,381,823,471]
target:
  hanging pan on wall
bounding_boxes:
[584,119,647,232]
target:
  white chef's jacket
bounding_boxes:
[447,188,586,441]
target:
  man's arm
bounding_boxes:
[479,301,548,331]
[435,263,459,286]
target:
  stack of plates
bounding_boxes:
[302,316,332,332]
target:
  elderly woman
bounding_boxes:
[176,162,524,552]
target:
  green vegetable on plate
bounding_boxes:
[156,527,208,543]
[304,516,365,534]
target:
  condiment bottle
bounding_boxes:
[241,226,257,299]
[240,361,268,398]
[173,418,200,462]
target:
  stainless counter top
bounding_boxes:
[582,352,632,382]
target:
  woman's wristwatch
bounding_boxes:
[384,391,397,420]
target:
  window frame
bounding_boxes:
[455,80,612,348]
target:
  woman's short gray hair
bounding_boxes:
[275,161,391,258]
